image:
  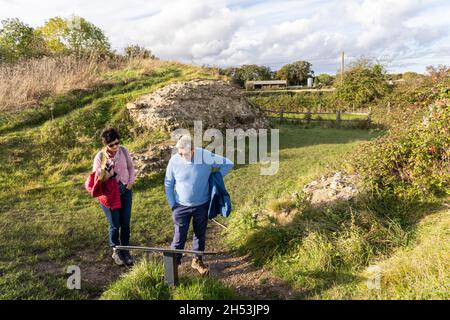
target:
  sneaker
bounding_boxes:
[112,250,125,266]
[191,258,209,275]
[122,251,134,266]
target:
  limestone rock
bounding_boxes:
[303,172,359,206]
[126,79,269,131]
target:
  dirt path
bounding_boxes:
[177,221,299,299]
[41,218,299,299]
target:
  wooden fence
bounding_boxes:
[261,108,372,127]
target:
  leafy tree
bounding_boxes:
[334,58,390,109]
[36,16,110,55]
[222,64,272,87]
[316,73,334,86]
[65,16,110,53]
[124,44,158,60]
[0,18,47,62]
[276,60,314,86]
[35,17,68,54]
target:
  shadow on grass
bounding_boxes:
[293,270,365,299]
[235,190,443,298]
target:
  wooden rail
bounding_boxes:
[261,108,371,127]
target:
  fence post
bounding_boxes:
[280,107,284,124]
[336,110,341,128]
[306,110,311,125]
[368,107,372,125]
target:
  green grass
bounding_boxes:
[99,125,379,300]
[2,58,445,300]
[316,206,450,299]
[0,61,222,299]
[223,124,448,299]
[101,258,236,300]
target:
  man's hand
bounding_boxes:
[126,183,133,190]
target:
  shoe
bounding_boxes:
[122,250,134,266]
[112,250,125,266]
[191,258,209,275]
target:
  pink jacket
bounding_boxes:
[93,146,135,186]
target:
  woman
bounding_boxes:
[93,128,135,266]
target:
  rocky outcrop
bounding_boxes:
[302,172,359,205]
[126,79,269,132]
[130,143,173,178]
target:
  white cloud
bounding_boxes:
[0,0,449,73]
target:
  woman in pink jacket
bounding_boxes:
[93,128,135,266]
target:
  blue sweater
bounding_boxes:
[164,148,234,208]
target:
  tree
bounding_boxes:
[124,44,158,60]
[334,58,390,109]
[276,60,314,86]
[0,18,47,62]
[35,17,68,54]
[316,73,334,86]
[222,64,272,87]
[36,16,111,55]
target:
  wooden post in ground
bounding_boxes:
[163,252,178,287]
[336,110,341,128]
[280,107,284,124]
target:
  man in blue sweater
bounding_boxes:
[164,135,234,275]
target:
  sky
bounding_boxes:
[1,0,449,74]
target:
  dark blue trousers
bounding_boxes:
[171,201,209,264]
[100,187,132,247]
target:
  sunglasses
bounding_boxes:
[107,141,120,147]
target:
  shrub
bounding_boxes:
[356,91,450,203]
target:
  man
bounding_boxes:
[164,135,234,275]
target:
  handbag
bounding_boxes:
[85,148,108,197]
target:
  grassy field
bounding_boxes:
[0,61,224,299]
[1,60,447,300]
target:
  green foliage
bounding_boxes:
[276,60,314,86]
[56,16,110,54]
[316,73,334,86]
[334,58,390,109]
[402,71,422,80]
[356,93,450,202]
[221,64,272,87]
[0,15,112,60]
[247,90,336,112]
[124,44,158,60]
[35,17,68,54]
[0,18,47,62]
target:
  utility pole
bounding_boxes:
[341,51,345,82]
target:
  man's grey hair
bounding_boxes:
[175,135,194,150]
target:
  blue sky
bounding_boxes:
[1,0,449,74]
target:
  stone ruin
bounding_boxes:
[126,79,269,177]
[129,143,173,178]
[126,79,269,132]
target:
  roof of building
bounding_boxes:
[246,80,287,85]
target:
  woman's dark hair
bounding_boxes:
[101,128,120,145]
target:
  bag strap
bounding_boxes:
[120,146,133,170]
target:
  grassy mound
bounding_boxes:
[0,60,223,299]
[101,258,236,300]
